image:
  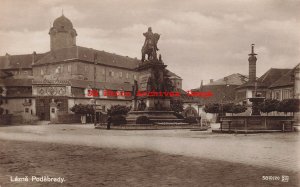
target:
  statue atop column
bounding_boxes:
[141,27,160,62]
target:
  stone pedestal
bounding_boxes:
[248,97,265,116]
[126,58,181,124]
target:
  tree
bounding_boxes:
[70,104,95,124]
[107,105,131,116]
[170,99,184,113]
[231,104,247,114]
[107,105,131,125]
[277,99,300,115]
[70,104,95,115]
[222,103,247,115]
[204,103,221,122]
[203,103,220,114]
[259,99,280,115]
[223,103,235,115]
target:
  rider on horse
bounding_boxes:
[142,27,160,61]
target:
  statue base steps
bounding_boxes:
[126,110,184,124]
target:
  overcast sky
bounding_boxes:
[0,0,299,89]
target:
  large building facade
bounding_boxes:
[0,15,182,122]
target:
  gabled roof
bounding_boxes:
[237,68,291,89]
[166,69,182,79]
[207,73,248,86]
[269,63,299,88]
[34,46,140,70]
[191,84,238,105]
[192,73,248,90]
[0,53,46,69]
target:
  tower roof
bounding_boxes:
[53,15,74,30]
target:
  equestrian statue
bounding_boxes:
[141,27,160,62]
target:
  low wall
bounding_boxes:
[0,114,23,125]
[220,116,294,131]
[0,114,12,125]
[55,114,81,124]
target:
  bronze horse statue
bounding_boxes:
[141,33,160,62]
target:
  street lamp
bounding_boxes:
[93,52,98,126]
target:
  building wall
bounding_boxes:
[171,79,182,89]
[1,98,26,115]
[6,69,33,78]
[50,32,76,51]
[270,87,293,100]
[33,61,138,84]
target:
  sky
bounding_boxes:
[0,0,299,90]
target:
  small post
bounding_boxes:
[220,119,223,132]
[245,118,248,134]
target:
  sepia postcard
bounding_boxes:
[0,0,299,186]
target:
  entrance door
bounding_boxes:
[36,97,51,120]
[36,96,68,121]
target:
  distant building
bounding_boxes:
[0,14,182,122]
[236,68,291,104]
[184,73,248,120]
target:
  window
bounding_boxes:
[274,91,281,100]
[133,74,137,79]
[24,71,28,75]
[109,71,114,77]
[126,73,129,79]
[102,69,105,75]
[25,108,29,113]
[5,109,8,114]
[41,69,44,75]
[68,65,71,73]
[102,105,106,111]
[51,108,55,113]
[119,72,123,78]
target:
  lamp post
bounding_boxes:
[93,52,97,126]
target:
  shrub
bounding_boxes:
[259,99,280,115]
[170,99,184,113]
[136,116,151,124]
[111,115,127,125]
[184,116,198,124]
[203,103,220,114]
[108,105,131,116]
[70,104,95,115]
[174,112,184,119]
[231,104,247,114]
[277,99,300,115]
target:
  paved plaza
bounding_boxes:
[0,124,299,186]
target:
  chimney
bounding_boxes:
[5,53,10,62]
[248,44,257,82]
[210,79,214,83]
[32,51,37,65]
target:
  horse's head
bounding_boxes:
[153,33,160,43]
